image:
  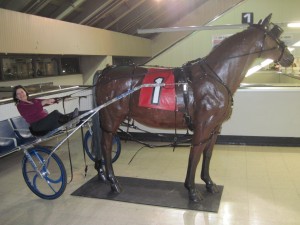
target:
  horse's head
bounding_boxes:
[252,14,294,67]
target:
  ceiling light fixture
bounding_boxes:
[137,22,300,34]
[287,23,300,28]
[137,24,248,34]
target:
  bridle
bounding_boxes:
[225,23,287,63]
[253,23,287,63]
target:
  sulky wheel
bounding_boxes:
[22,146,67,200]
[83,129,121,164]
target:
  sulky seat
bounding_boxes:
[10,116,36,144]
[0,120,19,157]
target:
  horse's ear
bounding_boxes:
[258,19,262,25]
[261,13,272,27]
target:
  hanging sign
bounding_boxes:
[242,12,253,24]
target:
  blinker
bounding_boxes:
[269,24,283,39]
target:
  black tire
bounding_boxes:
[22,146,67,200]
[83,130,121,163]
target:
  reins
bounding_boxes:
[118,122,192,164]
[55,85,94,103]
[53,86,94,182]
[227,46,279,59]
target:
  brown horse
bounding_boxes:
[94,14,294,202]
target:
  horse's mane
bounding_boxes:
[209,25,262,59]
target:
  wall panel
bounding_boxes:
[0,9,151,57]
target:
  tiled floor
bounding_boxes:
[1,131,300,225]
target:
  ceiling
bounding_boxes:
[0,0,208,39]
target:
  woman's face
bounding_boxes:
[16,88,28,101]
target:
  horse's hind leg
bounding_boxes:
[102,130,122,193]
[201,132,219,193]
[91,114,107,182]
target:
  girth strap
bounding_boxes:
[174,68,193,131]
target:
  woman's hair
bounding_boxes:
[12,85,29,104]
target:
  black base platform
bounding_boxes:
[72,176,223,212]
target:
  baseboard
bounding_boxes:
[216,135,300,147]
[117,132,300,147]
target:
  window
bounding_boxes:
[0,55,80,81]
[61,58,80,74]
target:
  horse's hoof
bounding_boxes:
[111,183,122,193]
[187,188,203,202]
[97,170,107,182]
[184,182,203,202]
[206,183,219,193]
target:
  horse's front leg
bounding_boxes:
[184,143,205,202]
[102,131,122,193]
[201,132,219,193]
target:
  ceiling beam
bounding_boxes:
[79,0,115,25]
[104,0,146,29]
[85,0,125,26]
[25,0,52,14]
[55,0,86,20]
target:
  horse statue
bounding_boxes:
[94,14,294,202]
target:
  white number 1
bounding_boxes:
[243,13,252,23]
[152,77,164,104]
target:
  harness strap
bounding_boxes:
[173,107,177,152]
[175,68,194,131]
[182,75,193,130]
[201,59,234,107]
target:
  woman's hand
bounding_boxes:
[42,98,56,106]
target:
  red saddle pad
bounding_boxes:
[139,68,176,111]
